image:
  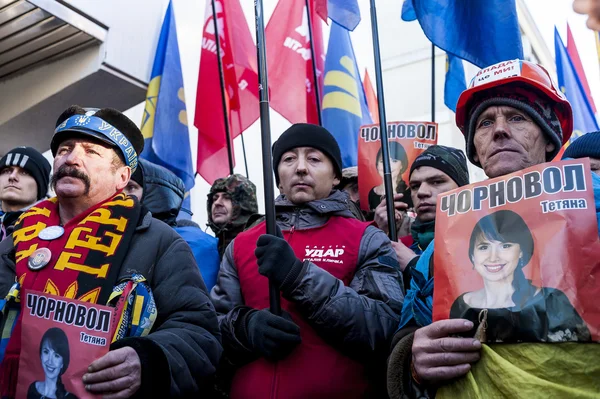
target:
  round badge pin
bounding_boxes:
[39,226,65,241]
[28,247,52,271]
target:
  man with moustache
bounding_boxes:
[211,123,404,398]
[0,106,221,399]
[387,59,600,398]
[0,147,51,241]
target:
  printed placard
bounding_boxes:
[433,159,600,343]
[357,121,438,212]
[16,291,114,399]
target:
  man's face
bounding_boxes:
[124,179,144,200]
[0,166,38,207]
[278,147,340,205]
[473,105,554,178]
[211,192,233,226]
[409,166,459,223]
[590,157,600,176]
[52,138,130,203]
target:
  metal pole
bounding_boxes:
[304,0,322,125]
[431,43,435,122]
[240,132,250,178]
[254,0,281,315]
[369,0,397,242]
[211,0,234,175]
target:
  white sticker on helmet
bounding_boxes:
[471,59,522,88]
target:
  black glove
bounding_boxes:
[255,226,304,292]
[243,309,301,360]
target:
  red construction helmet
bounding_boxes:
[455,59,573,145]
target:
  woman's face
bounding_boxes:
[472,235,522,282]
[377,158,403,180]
[41,341,63,380]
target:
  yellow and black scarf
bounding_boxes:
[0,192,140,398]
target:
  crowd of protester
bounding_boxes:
[0,58,598,399]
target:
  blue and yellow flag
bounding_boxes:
[141,1,194,211]
[443,54,466,112]
[402,0,522,69]
[555,27,598,144]
[322,22,372,168]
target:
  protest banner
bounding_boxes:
[433,159,600,343]
[16,291,114,399]
[357,121,437,212]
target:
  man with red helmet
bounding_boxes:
[387,60,600,398]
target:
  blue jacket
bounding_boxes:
[174,226,220,291]
[398,171,600,330]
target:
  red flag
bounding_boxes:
[315,0,328,23]
[363,69,379,123]
[195,0,259,184]
[566,23,597,113]
[266,0,325,124]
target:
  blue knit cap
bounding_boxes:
[562,131,600,160]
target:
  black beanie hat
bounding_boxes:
[272,123,343,185]
[0,146,51,200]
[409,145,470,187]
[563,131,600,160]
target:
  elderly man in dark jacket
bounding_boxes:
[211,123,404,398]
[0,106,221,398]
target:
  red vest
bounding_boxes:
[231,217,371,399]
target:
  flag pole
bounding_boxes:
[254,0,281,315]
[211,0,235,175]
[240,133,250,178]
[304,0,323,126]
[431,43,435,122]
[369,0,397,241]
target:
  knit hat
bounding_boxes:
[0,146,51,200]
[272,123,342,185]
[409,145,470,187]
[465,85,563,166]
[52,105,144,172]
[563,131,600,160]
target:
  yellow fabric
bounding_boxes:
[437,343,600,399]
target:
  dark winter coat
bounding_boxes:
[0,210,223,398]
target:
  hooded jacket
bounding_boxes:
[207,174,258,258]
[211,190,404,397]
[140,159,220,292]
[140,159,185,227]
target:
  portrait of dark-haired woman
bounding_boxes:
[368,142,413,211]
[450,210,590,343]
[28,327,79,399]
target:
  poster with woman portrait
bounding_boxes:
[433,159,600,343]
[16,291,114,399]
[357,121,438,212]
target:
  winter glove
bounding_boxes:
[255,226,304,292]
[243,309,301,360]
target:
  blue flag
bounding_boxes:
[141,1,194,213]
[443,54,466,112]
[555,28,598,142]
[328,0,361,31]
[401,0,523,68]
[322,22,372,168]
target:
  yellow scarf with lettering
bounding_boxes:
[0,192,141,398]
